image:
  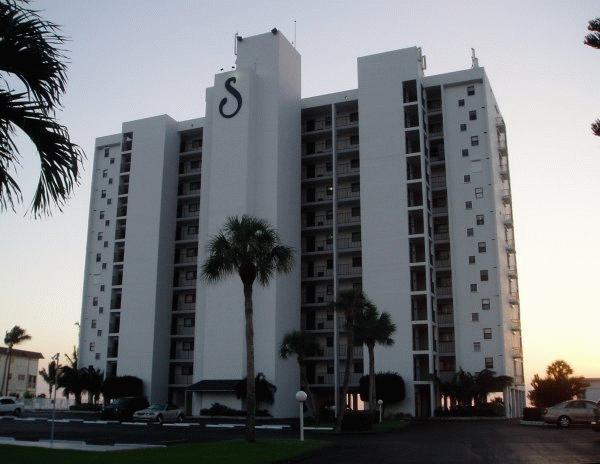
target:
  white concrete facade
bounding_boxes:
[79,31,524,417]
[0,348,43,398]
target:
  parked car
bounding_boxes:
[542,400,600,427]
[592,405,600,432]
[101,396,149,421]
[132,403,184,424]
[0,397,24,416]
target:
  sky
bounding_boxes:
[1,0,599,393]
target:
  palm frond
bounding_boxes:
[591,119,600,137]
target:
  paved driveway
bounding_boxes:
[300,421,600,464]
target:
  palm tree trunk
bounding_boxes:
[368,343,376,412]
[1,349,10,395]
[335,313,354,432]
[243,283,256,443]
[3,349,13,396]
[299,361,319,425]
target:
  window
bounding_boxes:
[471,136,479,146]
[478,242,487,253]
[89,342,95,351]
[189,202,199,212]
[467,85,475,96]
[100,211,105,219]
[104,148,109,158]
[467,228,474,237]
[190,181,201,191]
[102,169,108,178]
[458,99,465,107]
[184,293,196,303]
[469,110,477,120]
[107,198,112,205]
[350,135,359,146]
[181,365,193,375]
[472,313,479,322]
[465,201,472,210]
[481,298,491,310]
[97,330,102,336]
[468,255,476,264]
[470,283,478,292]
[352,231,361,242]
[110,158,115,164]
[186,247,197,257]
[351,206,360,217]
[100,285,105,292]
[91,319,97,328]
[99,307,104,314]
[95,353,101,360]
[96,253,101,262]
[480,270,489,281]
[183,318,194,327]
[101,190,106,198]
[97,232,103,241]
[182,341,193,350]
[190,160,201,169]
[185,270,197,280]
[476,215,485,225]
[351,182,360,193]
[485,357,494,369]
[483,328,492,339]
[473,342,481,352]
[460,123,467,132]
[103,241,108,248]
[187,225,198,234]
[462,148,469,157]
[475,187,483,198]
[108,178,113,185]
[102,263,107,269]
[352,256,362,268]
[105,220,110,227]
[464,174,471,183]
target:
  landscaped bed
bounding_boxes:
[0,439,329,464]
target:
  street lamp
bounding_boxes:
[377,399,383,424]
[296,390,307,441]
[50,353,60,448]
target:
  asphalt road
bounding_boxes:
[301,420,600,464]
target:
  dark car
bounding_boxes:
[101,397,149,421]
[592,406,600,432]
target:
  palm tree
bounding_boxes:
[58,347,84,405]
[0,1,84,216]
[202,215,294,442]
[584,17,600,136]
[329,289,372,432]
[81,366,104,404]
[354,302,396,411]
[1,325,31,395]
[39,360,60,397]
[280,330,320,423]
[473,369,512,405]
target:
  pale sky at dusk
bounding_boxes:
[0,0,599,390]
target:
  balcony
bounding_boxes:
[434,259,451,268]
[509,292,519,304]
[335,114,358,128]
[427,100,442,112]
[171,350,194,360]
[337,138,359,152]
[170,374,193,386]
[113,251,125,263]
[428,124,443,137]
[501,188,511,204]
[337,162,360,176]
[498,137,508,155]
[302,167,332,181]
[436,286,452,297]
[115,227,126,240]
[177,209,200,219]
[337,187,360,201]
[180,139,202,154]
[430,176,446,189]
[434,232,450,241]
[174,277,197,288]
[438,341,455,354]
[302,214,333,229]
[310,317,346,331]
[432,206,448,215]
[337,238,361,251]
[437,312,454,325]
[505,238,515,252]
[338,264,362,278]
[302,293,333,305]
[302,266,333,280]
[173,302,195,312]
[118,183,129,195]
[116,206,127,218]
[496,117,506,133]
[507,265,517,278]
[504,213,513,228]
[510,319,521,331]
[303,241,333,254]
[321,345,363,358]
[312,372,362,386]
[303,118,332,133]
[337,212,360,226]
[303,190,333,205]
[513,375,524,385]
[175,254,198,265]
[512,347,523,358]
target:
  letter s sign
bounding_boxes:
[218,77,242,119]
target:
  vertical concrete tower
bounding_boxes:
[194,31,302,417]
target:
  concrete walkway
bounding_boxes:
[0,437,165,452]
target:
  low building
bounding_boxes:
[0,348,44,398]
[583,378,600,402]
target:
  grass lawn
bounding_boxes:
[0,439,330,464]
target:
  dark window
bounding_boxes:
[101,190,106,198]
[102,263,107,269]
[110,158,115,164]
[485,357,494,368]
[467,85,475,96]
[105,220,110,226]
[470,284,478,292]
[458,99,465,107]
[464,175,471,183]
[476,215,484,225]
[462,149,469,157]
[472,313,479,322]
[478,242,487,253]
[460,123,467,132]
[352,256,362,268]
[100,285,105,292]
[104,148,109,158]
[480,270,489,281]
[469,110,477,120]
[481,298,491,310]
[96,253,101,262]
[92,297,98,306]
[107,198,112,205]
[471,136,479,146]
[473,342,481,352]
[483,328,492,339]
[475,187,483,198]
[468,256,476,264]
[100,211,105,219]
[467,228,474,237]
[465,201,472,210]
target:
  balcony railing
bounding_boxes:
[436,286,452,297]
[432,206,448,215]
[312,373,362,386]
[434,232,450,241]
[175,254,198,264]
[337,212,360,225]
[172,325,195,336]
[302,293,333,305]
[302,266,333,279]
[338,264,362,277]
[177,209,200,219]
[303,167,332,180]
[171,351,194,360]
[312,318,346,331]
[335,114,358,127]
[337,162,360,176]
[303,190,333,204]
[173,302,195,312]
[510,319,521,331]
[430,176,446,189]
[507,265,517,277]
[337,239,361,250]
[303,118,332,133]
[512,347,523,358]
[427,100,442,112]
[115,229,126,240]
[118,184,129,195]
[170,374,192,385]
[303,241,333,253]
[438,341,455,354]
[414,369,432,381]
[116,206,127,218]
[504,213,513,227]
[437,312,454,325]
[120,162,131,174]
[175,278,197,288]
[337,187,360,200]
[505,238,515,252]
[337,139,359,151]
[435,259,451,268]
[496,117,506,133]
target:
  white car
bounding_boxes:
[0,397,24,416]
[132,403,184,424]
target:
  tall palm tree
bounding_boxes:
[329,289,372,432]
[354,302,396,411]
[202,215,294,442]
[58,346,83,405]
[1,325,31,395]
[584,18,600,136]
[81,366,104,404]
[39,360,60,397]
[280,330,320,423]
[0,1,84,216]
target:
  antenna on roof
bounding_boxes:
[234,32,238,55]
[293,20,297,47]
[471,48,479,68]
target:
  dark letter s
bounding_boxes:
[218,77,242,118]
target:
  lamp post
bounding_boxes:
[50,353,60,448]
[296,390,307,441]
[377,399,383,424]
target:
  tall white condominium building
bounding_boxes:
[79,30,525,418]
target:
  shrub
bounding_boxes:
[358,372,405,412]
[341,410,375,432]
[200,402,271,417]
[101,376,143,402]
[523,407,544,422]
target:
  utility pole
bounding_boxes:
[50,353,60,448]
